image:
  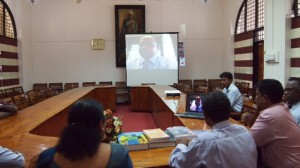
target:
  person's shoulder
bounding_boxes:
[110,143,129,154]
[108,143,132,168]
[36,147,56,168]
[195,130,217,141]
[38,148,56,161]
[230,83,240,91]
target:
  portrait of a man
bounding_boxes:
[115,5,145,67]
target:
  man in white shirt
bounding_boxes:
[0,146,25,167]
[126,35,177,69]
[283,77,300,125]
[169,91,257,168]
[219,72,243,114]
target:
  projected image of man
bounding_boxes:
[126,35,177,69]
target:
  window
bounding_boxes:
[235,0,264,41]
[0,0,16,38]
[292,0,300,17]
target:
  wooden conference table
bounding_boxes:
[0,85,239,168]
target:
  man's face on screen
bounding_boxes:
[138,36,159,60]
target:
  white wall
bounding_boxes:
[5,0,242,91]
[264,0,292,84]
[222,0,243,74]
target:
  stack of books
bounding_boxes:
[166,126,198,142]
[117,128,187,150]
[143,128,176,148]
[117,132,149,151]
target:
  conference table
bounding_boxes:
[0,85,240,168]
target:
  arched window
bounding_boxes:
[292,0,300,17]
[235,0,264,42]
[0,0,18,88]
[0,0,16,38]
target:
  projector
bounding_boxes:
[165,90,181,97]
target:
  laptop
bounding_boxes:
[177,93,205,119]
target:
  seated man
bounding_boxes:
[189,96,202,112]
[0,99,18,118]
[169,91,257,168]
[219,72,243,113]
[0,146,25,167]
[283,77,300,125]
[250,79,300,167]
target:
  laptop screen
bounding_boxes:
[186,94,204,113]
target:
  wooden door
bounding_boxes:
[258,43,264,80]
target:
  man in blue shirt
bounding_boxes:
[169,91,257,168]
[0,146,24,167]
[219,72,243,114]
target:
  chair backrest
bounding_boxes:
[13,94,30,110]
[33,83,48,91]
[115,81,127,89]
[0,89,6,99]
[236,82,250,97]
[99,81,113,86]
[82,82,96,87]
[193,79,207,91]
[195,86,209,94]
[178,80,193,93]
[64,83,79,91]
[179,79,193,88]
[28,90,42,105]
[207,79,222,92]
[49,83,63,94]
[4,87,15,98]
[13,86,25,95]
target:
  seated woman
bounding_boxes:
[35,99,133,168]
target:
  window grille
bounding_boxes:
[235,0,264,42]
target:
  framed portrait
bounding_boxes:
[115,5,145,67]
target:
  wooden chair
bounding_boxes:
[33,83,48,91]
[64,82,79,91]
[13,86,26,95]
[0,97,14,104]
[195,86,209,94]
[82,82,96,87]
[193,79,207,91]
[13,94,30,110]
[178,79,193,93]
[28,90,42,105]
[239,82,250,97]
[116,81,130,104]
[0,89,6,99]
[4,87,16,98]
[33,83,50,100]
[207,79,222,92]
[99,81,113,86]
[179,80,193,88]
[49,83,63,94]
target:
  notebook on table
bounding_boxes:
[177,93,205,119]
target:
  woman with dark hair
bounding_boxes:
[35,99,133,168]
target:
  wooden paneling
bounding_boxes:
[131,86,151,111]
